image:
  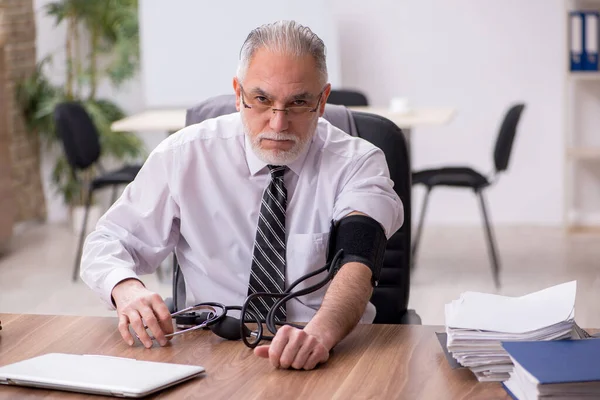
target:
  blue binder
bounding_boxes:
[502,339,600,384]
[570,11,585,71]
[584,11,599,71]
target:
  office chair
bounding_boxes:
[53,101,142,281]
[166,97,420,325]
[410,103,526,288]
[326,89,369,107]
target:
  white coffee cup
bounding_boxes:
[389,97,410,113]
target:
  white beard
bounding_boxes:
[241,109,316,165]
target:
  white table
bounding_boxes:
[346,107,455,150]
[111,106,456,177]
[347,106,456,129]
[111,107,456,134]
[111,106,456,174]
[111,109,188,133]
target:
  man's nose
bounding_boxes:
[269,109,289,132]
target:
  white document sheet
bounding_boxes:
[445,281,576,333]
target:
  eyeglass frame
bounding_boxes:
[239,83,327,116]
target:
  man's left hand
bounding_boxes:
[254,325,330,370]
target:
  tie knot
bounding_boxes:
[268,165,286,179]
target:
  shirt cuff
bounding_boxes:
[101,268,143,309]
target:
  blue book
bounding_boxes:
[502,339,600,399]
[501,382,518,400]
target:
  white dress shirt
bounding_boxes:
[81,112,404,323]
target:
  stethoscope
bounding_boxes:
[144,249,343,348]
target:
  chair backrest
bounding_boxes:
[53,101,101,171]
[350,111,411,323]
[180,99,412,324]
[493,103,526,173]
[326,89,369,107]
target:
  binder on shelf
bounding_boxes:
[570,11,584,71]
[584,11,599,71]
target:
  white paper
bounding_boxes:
[445,281,576,333]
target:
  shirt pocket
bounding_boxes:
[286,232,330,306]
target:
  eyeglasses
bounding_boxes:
[240,84,325,118]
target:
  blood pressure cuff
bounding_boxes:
[326,215,387,286]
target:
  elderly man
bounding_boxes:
[81,20,403,371]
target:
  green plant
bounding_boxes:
[15,0,145,208]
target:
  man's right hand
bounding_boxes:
[111,279,174,348]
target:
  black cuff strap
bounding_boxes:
[326,215,387,286]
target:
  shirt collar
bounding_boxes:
[244,132,313,177]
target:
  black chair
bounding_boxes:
[53,101,142,281]
[326,89,369,107]
[352,111,418,324]
[168,99,420,325]
[411,103,526,288]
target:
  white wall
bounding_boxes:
[139,0,342,108]
[331,0,565,226]
[38,0,567,226]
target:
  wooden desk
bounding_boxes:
[0,314,509,399]
[110,107,456,133]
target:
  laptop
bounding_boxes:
[0,353,205,398]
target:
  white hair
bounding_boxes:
[236,20,328,85]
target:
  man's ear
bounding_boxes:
[318,83,332,116]
[233,77,241,111]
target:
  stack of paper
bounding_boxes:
[445,281,586,382]
[502,338,600,399]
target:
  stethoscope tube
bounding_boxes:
[240,249,342,347]
[144,249,343,347]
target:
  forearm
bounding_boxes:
[303,261,373,350]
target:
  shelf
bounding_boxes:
[567,147,600,159]
[563,3,600,234]
[568,72,600,81]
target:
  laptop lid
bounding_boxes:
[0,353,205,398]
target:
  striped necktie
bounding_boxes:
[247,165,287,322]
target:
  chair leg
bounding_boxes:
[476,190,501,288]
[172,254,185,312]
[73,186,94,282]
[110,185,119,204]
[411,187,432,270]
